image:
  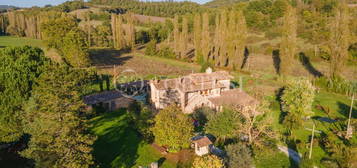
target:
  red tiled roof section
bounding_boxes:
[192,136,212,148]
[208,89,259,107]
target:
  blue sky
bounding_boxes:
[0,0,210,8]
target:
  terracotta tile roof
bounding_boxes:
[83,90,123,105]
[151,71,232,92]
[192,136,212,148]
[208,89,259,107]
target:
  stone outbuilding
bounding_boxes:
[191,136,213,156]
[83,90,134,111]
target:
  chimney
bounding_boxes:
[205,67,212,74]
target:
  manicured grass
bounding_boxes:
[89,109,176,168]
[0,36,44,48]
[254,147,291,168]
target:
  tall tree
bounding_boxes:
[282,78,316,134]
[201,12,211,62]
[205,108,239,142]
[111,14,126,49]
[151,105,194,152]
[0,46,49,143]
[62,29,90,67]
[41,15,90,67]
[280,4,297,75]
[193,13,202,63]
[329,1,350,78]
[233,10,247,69]
[126,12,136,49]
[179,16,188,59]
[173,15,180,55]
[21,65,95,168]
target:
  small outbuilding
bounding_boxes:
[83,90,134,112]
[192,136,213,156]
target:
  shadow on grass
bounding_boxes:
[298,52,323,77]
[89,48,132,67]
[272,49,281,74]
[90,109,141,168]
[337,101,357,119]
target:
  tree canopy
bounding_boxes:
[21,65,96,168]
[0,46,49,143]
[151,105,194,152]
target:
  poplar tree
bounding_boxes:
[111,14,125,49]
[214,14,221,66]
[329,1,350,78]
[179,16,188,59]
[173,15,180,55]
[227,11,236,69]
[218,10,228,67]
[126,13,136,49]
[280,4,297,75]
[193,13,202,62]
[201,12,211,62]
[234,10,248,69]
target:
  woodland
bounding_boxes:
[0,0,356,168]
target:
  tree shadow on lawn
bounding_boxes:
[337,101,357,119]
[89,48,133,67]
[90,110,142,168]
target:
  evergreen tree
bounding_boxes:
[21,65,95,168]
[280,4,297,75]
[0,46,49,143]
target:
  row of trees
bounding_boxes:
[171,10,248,70]
[111,13,136,50]
[90,0,205,17]
[0,46,96,168]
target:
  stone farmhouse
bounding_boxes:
[150,68,259,113]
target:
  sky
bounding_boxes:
[0,0,210,8]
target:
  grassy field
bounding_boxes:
[89,109,177,168]
[0,36,62,62]
[0,36,44,48]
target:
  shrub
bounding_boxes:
[225,143,253,168]
[145,40,157,56]
[314,76,356,96]
[157,46,176,59]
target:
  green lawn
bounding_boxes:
[89,109,176,168]
[0,36,44,48]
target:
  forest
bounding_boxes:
[0,0,356,168]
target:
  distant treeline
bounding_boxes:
[89,0,206,17]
